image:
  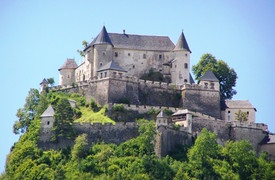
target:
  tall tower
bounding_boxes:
[90,26,114,77]
[58,59,77,85]
[171,32,191,84]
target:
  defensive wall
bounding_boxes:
[191,116,269,151]
[51,75,182,107]
[181,83,221,119]
[38,122,139,150]
[155,125,193,157]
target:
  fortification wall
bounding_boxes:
[155,125,193,157]
[52,75,182,107]
[192,117,269,150]
[182,84,221,118]
[38,122,139,150]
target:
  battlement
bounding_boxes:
[232,121,267,131]
[182,83,219,91]
[108,103,179,114]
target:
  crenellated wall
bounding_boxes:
[51,75,182,107]
[38,122,139,150]
[181,83,221,119]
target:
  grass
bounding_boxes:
[74,106,115,124]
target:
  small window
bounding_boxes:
[115,52,118,57]
[204,82,208,88]
[100,73,103,78]
[184,79,188,83]
[175,65,177,68]
[100,62,103,66]
[184,63,188,69]
[104,72,107,77]
[47,121,50,125]
[247,111,249,115]
[185,53,188,57]
[159,55,162,59]
[133,65,135,69]
[67,74,70,78]
[228,111,231,114]
[128,53,130,56]
[210,83,214,89]
[143,54,146,59]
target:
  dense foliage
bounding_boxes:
[3,90,275,179]
[192,53,238,100]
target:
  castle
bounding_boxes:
[39,26,274,160]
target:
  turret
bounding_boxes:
[198,70,220,91]
[90,26,114,77]
[171,32,191,84]
[58,59,77,85]
[39,78,49,93]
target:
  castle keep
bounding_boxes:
[39,26,274,160]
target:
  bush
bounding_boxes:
[112,104,126,112]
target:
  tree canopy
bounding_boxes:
[192,53,238,100]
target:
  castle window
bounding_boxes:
[133,65,135,69]
[104,72,107,77]
[184,79,188,83]
[247,111,249,115]
[210,83,214,89]
[204,82,208,88]
[100,62,103,66]
[128,53,131,56]
[175,65,177,68]
[103,52,106,55]
[100,73,103,78]
[228,111,231,114]
[67,74,70,78]
[159,55,162,59]
[47,121,50,125]
[184,63,188,69]
[185,53,188,57]
[115,52,118,57]
[143,54,146,59]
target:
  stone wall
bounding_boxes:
[155,125,193,157]
[192,117,269,150]
[51,75,182,107]
[38,122,139,150]
[181,84,221,118]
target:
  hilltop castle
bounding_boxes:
[39,26,274,159]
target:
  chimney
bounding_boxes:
[123,29,125,34]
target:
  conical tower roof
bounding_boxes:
[174,32,191,52]
[200,70,219,82]
[58,59,77,71]
[40,78,49,85]
[40,105,55,117]
[91,26,113,46]
[157,110,168,118]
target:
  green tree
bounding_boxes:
[222,140,258,180]
[187,128,222,179]
[47,78,55,87]
[72,134,88,162]
[192,53,238,100]
[13,88,40,134]
[35,92,49,118]
[77,40,89,57]
[235,109,248,122]
[52,98,75,139]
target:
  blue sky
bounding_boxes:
[0,0,274,173]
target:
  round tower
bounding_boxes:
[91,26,114,77]
[172,31,191,84]
[58,59,77,86]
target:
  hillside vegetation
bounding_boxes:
[1,89,275,179]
